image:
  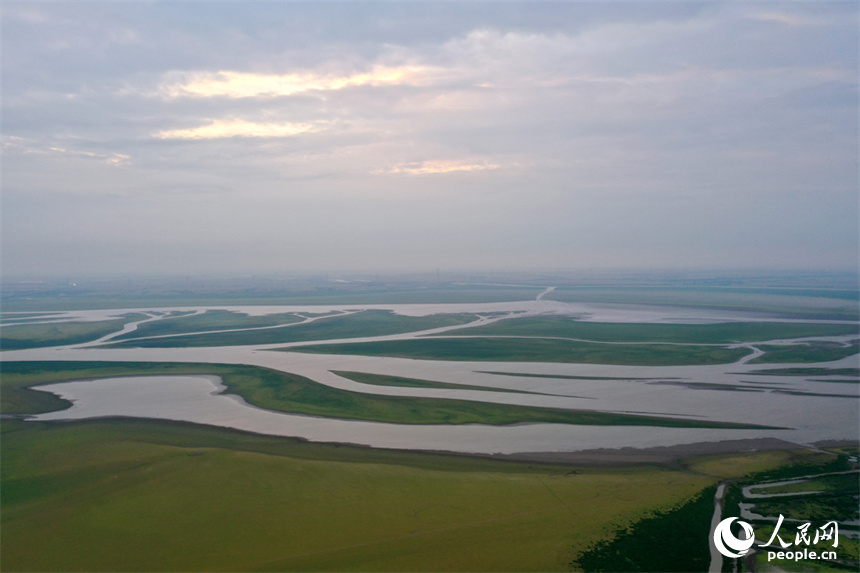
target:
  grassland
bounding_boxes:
[106,310,476,348]
[751,340,860,364]
[1,281,546,311]
[0,417,811,572]
[112,309,305,339]
[573,485,717,572]
[0,314,147,350]
[720,447,859,572]
[0,312,62,325]
[440,318,859,344]
[0,361,772,429]
[0,361,236,415]
[476,371,652,381]
[752,472,858,495]
[743,368,860,377]
[332,370,548,395]
[288,337,752,366]
[579,448,860,573]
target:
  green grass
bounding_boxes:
[753,493,860,523]
[572,485,717,572]
[0,312,63,325]
[0,314,146,350]
[332,370,549,395]
[751,473,859,495]
[112,309,304,340]
[0,361,238,415]
[106,310,476,348]
[1,312,57,319]
[476,371,653,381]
[743,368,860,377]
[441,317,859,344]
[0,418,790,572]
[1,286,546,311]
[751,340,860,364]
[0,361,777,431]
[288,337,752,366]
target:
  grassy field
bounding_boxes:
[719,447,859,572]
[332,370,548,395]
[288,337,752,366]
[744,368,859,377]
[580,447,860,573]
[112,310,305,339]
[0,417,806,572]
[751,340,859,364]
[0,361,239,415]
[1,283,546,311]
[0,312,63,325]
[0,314,147,350]
[0,361,772,429]
[439,318,859,344]
[106,311,476,348]
[573,484,717,572]
[476,371,651,381]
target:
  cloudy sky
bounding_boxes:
[2,2,857,278]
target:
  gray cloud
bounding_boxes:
[2,2,857,277]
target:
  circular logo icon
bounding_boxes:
[713,517,755,558]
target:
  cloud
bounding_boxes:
[2,3,857,276]
[155,119,322,139]
[161,65,435,99]
[376,159,500,175]
[2,136,130,166]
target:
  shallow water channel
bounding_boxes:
[6,301,859,455]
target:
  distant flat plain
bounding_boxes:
[1,278,857,571]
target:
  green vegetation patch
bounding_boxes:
[751,340,860,364]
[442,317,859,344]
[1,361,775,430]
[332,370,552,396]
[0,361,237,415]
[0,312,57,319]
[477,371,655,380]
[0,314,146,351]
[0,312,64,326]
[0,417,725,572]
[288,337,752,366]
[751,473,859,495]
[721,449,860,571]
[753,493,860,523]
[743,368,860,378]
[105,310,476,348]
[572,484,716,572]
[112,309,304,340]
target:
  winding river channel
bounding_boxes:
[3,297,858,456]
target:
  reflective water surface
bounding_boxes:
[5,301,858,455]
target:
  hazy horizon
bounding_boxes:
[2,2,858,278]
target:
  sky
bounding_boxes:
[2,1,858,278]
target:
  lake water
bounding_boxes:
[6,301,858,455]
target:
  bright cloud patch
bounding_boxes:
[156,119,320,139]
[163,66,431,98]
[3,136,130,165]
[378,160,500,175]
